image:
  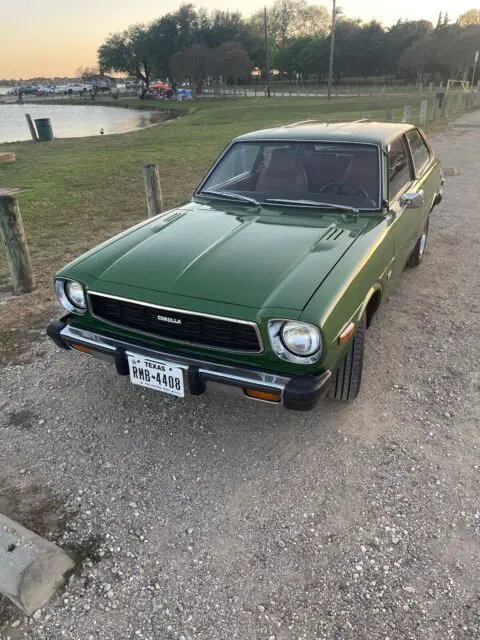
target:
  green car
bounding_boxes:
[47,121,443,410]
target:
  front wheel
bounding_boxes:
[329,315,366,402]
[407,219,429,268]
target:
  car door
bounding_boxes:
[387,134,425,279]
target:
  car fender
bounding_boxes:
[300,218,393,372]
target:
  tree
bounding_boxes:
[386,20,433,76]
[251,0,330,47]
[209,42,253,84]
[399,25,471,83]
[170,43,209,95]
[200,10,248,48]
[298,37,330,80]
[149,4,201,79]
[450,25,480,79]
[76,66,100,80]
[349,21,388,80]
[272,37,315,80]
[399,36,436,82]
[458,9,480,26]
[329,18,362,82]
[98,25,154,91]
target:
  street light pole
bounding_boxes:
[327,0,337,100]
[264,6,271,98]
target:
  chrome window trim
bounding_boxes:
[87,291,264,354]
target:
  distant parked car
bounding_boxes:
[94,81,110,92]
[54,85,69,94]
[18,86,37,95]
[67,84,90,94]
[48,121,444,410]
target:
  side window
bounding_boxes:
[388,136,413,201]
[406,129,431,176]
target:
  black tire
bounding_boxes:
[329,315,366,401]
[407,218,429,268]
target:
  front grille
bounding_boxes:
[89,294,262,352]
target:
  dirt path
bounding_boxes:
[0,113,479,640]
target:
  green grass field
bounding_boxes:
[0,94,472,361]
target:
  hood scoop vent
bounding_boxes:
[323,227,345,241]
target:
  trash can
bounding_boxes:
[34,118,54,142]
[435,91,445,109]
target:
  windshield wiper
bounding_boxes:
[200,190,260,207]
[264,198,359,213]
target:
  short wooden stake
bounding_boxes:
[143,163,164,218]
[402,104,412,123]
[0,195,36,294]
[25,114,38,142]
[419,99,428,125]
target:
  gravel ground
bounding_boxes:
[1,113,479,640]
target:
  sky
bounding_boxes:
[0,0,475,78]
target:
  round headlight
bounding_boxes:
[55,279,86,313]
[65,281,86,309]
[281,321,321,357]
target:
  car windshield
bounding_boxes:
[198,140,380,210]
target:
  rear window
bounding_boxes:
[406,129,431,175]
[388,136,413,200]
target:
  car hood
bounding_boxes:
[70,202,371,311]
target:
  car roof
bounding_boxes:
[235,120,416,146]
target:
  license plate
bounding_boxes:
[127,353,185,398]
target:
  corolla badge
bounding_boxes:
[157,315,182,325]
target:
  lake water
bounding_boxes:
[0,102,167,143]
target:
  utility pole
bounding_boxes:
[264,6,271,98]
[327,0,337,100]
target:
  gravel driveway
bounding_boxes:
[1,113,479,640]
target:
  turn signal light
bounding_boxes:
[70,343,92,354]
[244,388,281,403]
[338,322,356,345]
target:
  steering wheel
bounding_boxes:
[319,181,370,200]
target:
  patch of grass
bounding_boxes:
[0,95,475,363]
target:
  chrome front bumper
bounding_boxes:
[47,319,331,410]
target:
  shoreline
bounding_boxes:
[0,104,183,145]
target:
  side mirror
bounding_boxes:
[400,191,424,209]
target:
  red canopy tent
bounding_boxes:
[150,82,171,90]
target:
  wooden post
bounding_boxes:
[419,99,428,125]
[25,114,38,142]
[0,196,35,294]
[402,104,412,123]
[143,163,164,218]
